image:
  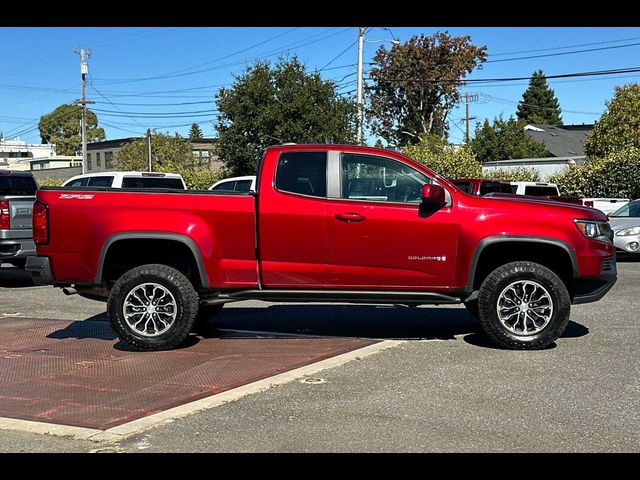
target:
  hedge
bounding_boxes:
[549,147,640,198]
[482,167,541,182]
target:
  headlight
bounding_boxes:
[616,226,640,236]
[574,219,612,241]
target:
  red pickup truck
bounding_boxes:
[27,145,617,351]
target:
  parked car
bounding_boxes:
[62,171,187,190]
[0,170,38,268]
[209,176,256,192]
[608,199,640,254]
[451,178,512,196]
[509,181,583,205]
[28,144,616,351]
[582,198,630,215]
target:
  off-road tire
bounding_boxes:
[478,261,571,350]
[107,264,199,351]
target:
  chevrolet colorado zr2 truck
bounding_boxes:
[26,145,617,351]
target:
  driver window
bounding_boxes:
[340,153,432,204]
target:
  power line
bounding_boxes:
[94,27,298,84]
[368,65,640,84]
[93,28,351,85]
[490,36,640,57]
[486,41,640,64]
[481,93,601,115]
[318,37,359,72]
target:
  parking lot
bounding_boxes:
[0,258,638,453]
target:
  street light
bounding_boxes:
[356,28,400,145]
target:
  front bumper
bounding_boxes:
[572,256,617,305]
[26,256,53,286]
[613,233,640,253]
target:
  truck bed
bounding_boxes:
[35,188,257,288]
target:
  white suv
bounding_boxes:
[62,171,187,190]
[209,175,256,192]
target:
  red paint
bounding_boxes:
[35,144,613,295]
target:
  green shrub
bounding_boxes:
[403,143,482,179]
[483,167,541,182]
[179,169,224,190]
[36,178,65,187]
[549,147,640,198]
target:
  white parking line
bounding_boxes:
[0,339,404,444]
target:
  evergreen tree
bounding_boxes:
[189,123,203,140]
[470,116,550,162]
[516,70,563,125]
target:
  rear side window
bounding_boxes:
[0,176,37,195]
[88,176,114,187]
[453,181,471,193]
[480,181,504,195]
[66,178,88,188]
[524,186,558,196]
[510,185,518,194]
[121,177,185,189]
[500,183,513,193]
[234,180,253,192]
[211,181,236,191]
[275,152,327,198]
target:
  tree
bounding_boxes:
[189,123,203,140]
[470,116,550,163]
[367,32,487,147]
[403,139,482,179]
[215,57,357,176]
[114,133,194,172]
[38,104,105,155]
[516,70,563,125]
[585,83,640,158]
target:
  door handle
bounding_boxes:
[335,212,366,222]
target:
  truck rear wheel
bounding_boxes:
[107,264,199,351]
[477,261,570,350]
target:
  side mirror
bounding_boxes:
[421,184,446,208]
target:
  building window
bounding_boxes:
[96,152,101,167]
[105,151,113,169]
[201,150,210,163]
[87,153,92,170]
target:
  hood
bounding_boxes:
[474,194,607,220]
[608,217,640,231]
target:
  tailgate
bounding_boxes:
[3,196,35,238]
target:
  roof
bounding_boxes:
[524,124,593,157]
[87,137,138,150]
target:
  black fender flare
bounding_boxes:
[95,232,208,287]
[466,235,578,291]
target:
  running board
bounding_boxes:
[201,289,462,306]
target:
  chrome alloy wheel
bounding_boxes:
[123,283,178,337]
[496,280,554,336]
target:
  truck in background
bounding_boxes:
[0,170,37,268]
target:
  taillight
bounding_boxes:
[33,201,49,245]
[0,200,9,230]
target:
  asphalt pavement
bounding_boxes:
[0,259,638,452]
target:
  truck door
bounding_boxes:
[326,152,458,289]
[257,150,328,287]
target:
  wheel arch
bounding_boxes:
[96,232,208,288]
[467,236,578,294]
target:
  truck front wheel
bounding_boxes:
[107,264,199,351]
[477,261,570,350]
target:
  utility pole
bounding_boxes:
[74,48,94,175]
[464,92,479,144]
[147,129,152,172]
[356,27,365,145]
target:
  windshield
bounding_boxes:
[609,200,640,217]
[0,175,38,195]
[524,186,559,196]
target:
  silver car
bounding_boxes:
[608,199,640,254]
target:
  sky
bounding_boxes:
[1,26,640,147]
